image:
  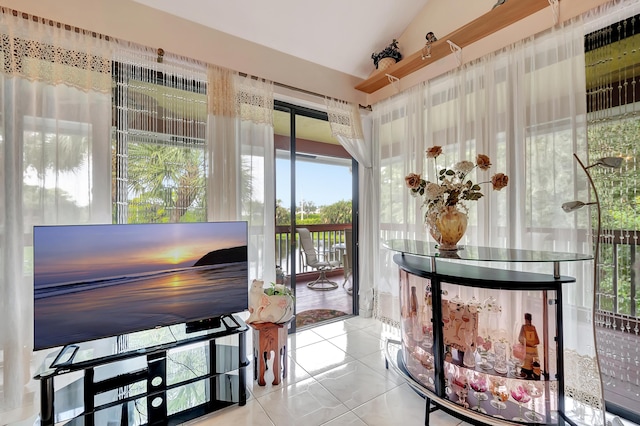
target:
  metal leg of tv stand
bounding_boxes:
[239,331,247,406]
[40,377,54,426]
[84,368,95,426]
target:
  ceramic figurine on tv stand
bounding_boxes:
[518,312,541,379]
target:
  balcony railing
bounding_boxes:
[596,229,640,325]
[275,224,351,277]
[592,230,640,422]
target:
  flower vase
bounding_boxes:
[247,280,294,324]
[427,206,468,250]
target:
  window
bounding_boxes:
[586,14,640,422]
[112,63,207,224]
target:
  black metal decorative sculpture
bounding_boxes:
[371,39,402,69]
[422,32,438,60]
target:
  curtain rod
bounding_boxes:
[239,72,371,111]
[277,80,372,111]
[3,7,111,40]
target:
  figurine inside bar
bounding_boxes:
[519,312,541,379]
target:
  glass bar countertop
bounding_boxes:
[383,239,592,263]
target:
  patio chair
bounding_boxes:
[297,228,339,291]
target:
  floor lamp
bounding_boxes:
[562,153,623,286]
[561,152,622,420]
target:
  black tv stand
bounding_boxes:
[35,315,249,426]
[186,314,241,334]
[48,344,80,368]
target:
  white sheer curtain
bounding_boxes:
[373,84,428,324]
[584,0,640,32]
[207,66,276,282]
[207,65,240,221]
[206,68,276,283]
[0,8,112,423]
[326,99,378,316]
[237,75,276,284]
[373,18,605,424]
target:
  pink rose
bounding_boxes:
[426,146,443,158]
[491,173,509,191]
[405,173,423,189]
[476,154,492,170]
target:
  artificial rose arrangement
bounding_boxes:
[405,145,508,214]
[405,146,508,249]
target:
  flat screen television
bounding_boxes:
[33,221,249,351]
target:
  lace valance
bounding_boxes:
[208,65,238,118]
[237,75,274,125]
[0,7,112,93]
[326,98,364,140]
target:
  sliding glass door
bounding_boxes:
[274,101,357,331]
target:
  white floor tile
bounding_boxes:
[351,383,430,426]
[181,399,274,426]
[327,329,384,359]
[311,319,363,340]
[358,349,406,386]
[256,377,349,426]
[351,383,464,426]
[246,353,312,399]
[287,328,324,351]
[321,411,368,425]
[314,359,400,409]
[427,409,466,425]
[290,340,355,376]
[359,321,401,343]
[344,315,380,330]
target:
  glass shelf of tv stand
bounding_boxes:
[35,314,247,379]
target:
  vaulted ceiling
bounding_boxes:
[132,0,431,79]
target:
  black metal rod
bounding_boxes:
[572,153,606,416]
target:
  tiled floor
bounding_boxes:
[184,315,639,426]
[184,315,444,426]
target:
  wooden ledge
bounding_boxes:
[355,0,554,94]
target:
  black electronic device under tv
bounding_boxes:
[33,221,249,351]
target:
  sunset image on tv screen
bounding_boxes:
[33,222,248,350]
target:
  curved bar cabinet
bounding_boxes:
[383,239,593,426]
